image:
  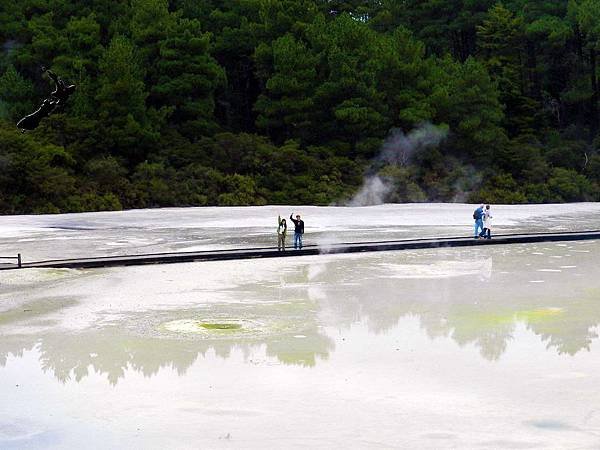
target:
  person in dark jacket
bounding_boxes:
[289,213,304,250]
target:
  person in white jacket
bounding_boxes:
[479,204,493,239]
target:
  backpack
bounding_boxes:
[473,209,480,220]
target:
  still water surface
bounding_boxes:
[1,205,599,448]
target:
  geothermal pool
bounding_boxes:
[1,204,600,449]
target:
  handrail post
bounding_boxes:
[17,253,21,268]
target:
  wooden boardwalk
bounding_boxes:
[1,230,598,270]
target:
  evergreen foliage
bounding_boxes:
[0,0,599,213]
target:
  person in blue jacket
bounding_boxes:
[473,204,484,238]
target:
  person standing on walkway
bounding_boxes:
[277,215,287,251]
[479,204,493,239]
[289,213,304,250]
[473,204,484,238]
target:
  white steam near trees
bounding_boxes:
[347,123,448,206]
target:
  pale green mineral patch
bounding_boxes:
[200,323,242,330]
[516,307,563,323]
[162,319,247,334]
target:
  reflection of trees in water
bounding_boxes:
[37,333,202,384]
[2,245,600,381]
[0,328,333,385]
[293,250,600,361]
[0,274,333,384]
[266,333,330,366]
[0,335,36,367]
[0,261,334,383]
[523,289,600,356]
[0,333,197,385]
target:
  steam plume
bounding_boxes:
[347,123,448,206]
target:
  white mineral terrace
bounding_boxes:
[0,204,599,449]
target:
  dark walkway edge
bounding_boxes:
[2,230,598,271]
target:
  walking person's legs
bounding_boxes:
[474,219,483,238]
[486,228,491,239]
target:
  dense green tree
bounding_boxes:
[257,14,392,156]
[152,18,225,139]
[0,0,599,212]
[477,4,539,136]
[573,0,600,136]
[0,123,78,213]
[130,0,174,72]
[434,56,507,163]
[254,34,318,143]
[206,0,264,132]
[95,35,157,163]
[378,27,437,128]
[0,65,34,120]
[375,0,494,60]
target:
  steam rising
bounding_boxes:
[347,175,393,207]
[347,123,448,206]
